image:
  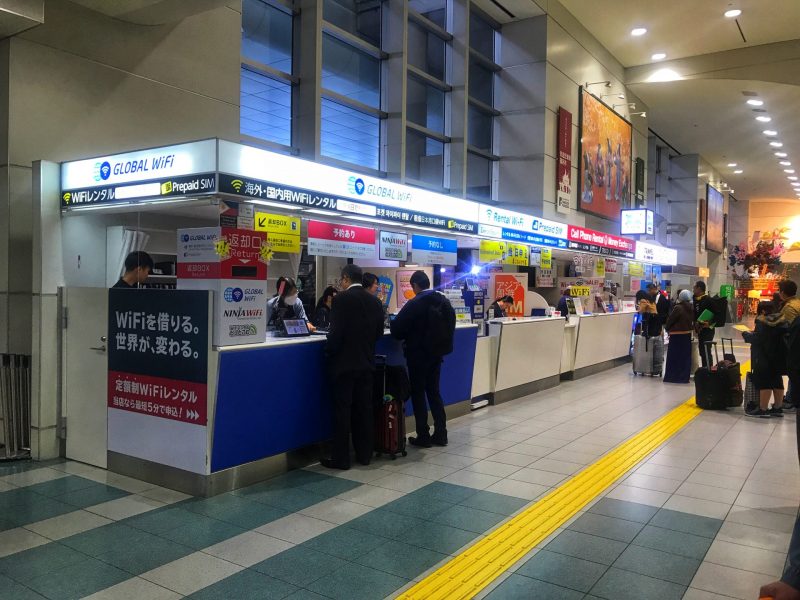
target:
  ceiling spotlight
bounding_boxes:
[727,163,737,167]
[763,130,778,136]
[724,9,742,18]
[771,142,784,147]
[789,176,799,181]
[651,53,666,61]
[756,116,772,122]
[747,99,764,106]
[733,170,743,174]
[631,27,647,36]
[786,169,796,174]
[780,161,792,166]
[776,152,788,157]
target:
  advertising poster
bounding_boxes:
[307,220,376,259]
[255,212,301,254]
[379,231,408,261]
[706,184,724,253]
[411,235,457,266]
[557,108,572,214]
[699,195,707,253]
[493,274,527,317]
[108,289,209,425]
[536,268,554,287]
[479,240,506,263]
[605,258,617,273]
[595,258,605,277]
[540,248,552,269]
[396,270,417,309]
[559,277,604,296]
[620,209,654,235]
[628,262,644,277]
[376,275,393,309]
[503,243,529,266]
[177,228,221,279]
[578,89,632,221]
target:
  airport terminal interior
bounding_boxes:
[1,0,800,599]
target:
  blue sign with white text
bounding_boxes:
[411,235,457,266]
[501,228,568,249]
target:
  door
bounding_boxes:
[62,287,109,468]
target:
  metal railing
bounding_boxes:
[0,354,31,460]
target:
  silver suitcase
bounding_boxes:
[633,334,663,376]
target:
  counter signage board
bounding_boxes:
[479,240,506,264]
[620,209,654,235]
[307,220,376,259]
[177,228,221,279]
[628,262,644,277]
[254,212,301,254]
[634,241,678,266]
[560,277,604,296]
[503,243,529,266]
[379,231,408,261]
[540,248,552,269]
[61,139,218,209]
[595,258,605,277]
[567,225,635,258]
[108,289,209,425]
[493,274,527,317]
[412,235,457,266]
[570,286,591,297]
[605,258,617,273]
[479,205,568,248]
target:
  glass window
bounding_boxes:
[242,0,293,73]
[469,60,493,106]
[323,0,381,47]
[406,77,445,134]
[321,98,380,170]
[467,151,492,200]
[408,21,445,81]
[322,34,381,107]
[470,11,495,59]
[468,105,492,152]
[240,68,292,146]
[406,129,444,187]
[409,0,447,28]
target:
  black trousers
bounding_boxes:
[332,370,373,467]
[408,357,447,439]
[698,328,715,368]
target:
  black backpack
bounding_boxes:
[786,316,800,373]
[424,293,456,357]
[711,295,728,327]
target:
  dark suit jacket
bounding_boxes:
[326,285,385,378]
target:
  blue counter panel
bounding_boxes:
[211,327,478,472]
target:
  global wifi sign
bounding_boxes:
[94,161,112,182]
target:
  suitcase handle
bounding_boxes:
[703,341,719,366]
[720,337,735,357]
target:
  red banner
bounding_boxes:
[307,220,376,244]
[220,227,267,280]
[557,108,572,213]
[108,371,207,425]
[568,225,635,253]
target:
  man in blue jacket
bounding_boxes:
[390,271,456,448]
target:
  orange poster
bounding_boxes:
[493,274,526,317]
[578,90,632,221]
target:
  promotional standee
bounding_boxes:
[177,227,268,346]
[492,273,528,317]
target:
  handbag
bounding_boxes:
[744,371,758,412]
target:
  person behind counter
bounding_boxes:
[322,264,385,470]
[663,289,694,384]
[390,270,456,448]
[311,286,338,330]
[487,296,514,319]
[363,272,379,295]
[556,287,572,317]
[112,251,153,288]
[266,277,316,332]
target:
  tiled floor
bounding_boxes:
[1,348,797,599]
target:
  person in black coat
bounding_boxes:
[390,271,456,448]
[322,264,385,470]
[311,286,338,330]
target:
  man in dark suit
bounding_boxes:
[322,264,385,470]
[390,271,456,448]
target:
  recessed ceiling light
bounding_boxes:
[727,163,738,167]
[747,99,764,106]
[631,27,647,36]
[724,9,742,18]
[776,152,788,157]
[733,170,743,174]
[764,130,778,136]
[771,142,784,147]
[786,169,796,174]
[756,116,772,122]
[789,176,798,181]
[651,53,666,61]
[780,161,792,166]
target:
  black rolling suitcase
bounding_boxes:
[373,356,409,460]
[695,342,743,410]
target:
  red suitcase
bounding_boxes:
[373,356,408,460]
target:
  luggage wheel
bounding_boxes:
[401,450,407,457]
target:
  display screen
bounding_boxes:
[706,184,724,253]
[620,209,654,235]
[578,89,633,221]
[282,319,309,337]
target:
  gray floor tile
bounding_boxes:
[586,498,658,524]
[543,530,627,566]
[305,561,408,600]
[631,525,713,560]
[567,512,644,543]
[613,544,701,585]
[516,549,608,593]
[649,508,723,539]
[590,567,686,600]
[484,573,583,599]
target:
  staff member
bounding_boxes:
[312,286,337,330]
[266,277,315,331]
[693,281,715,367]
[113,251,153,288]
[487,296,514,319]
[363,272,379,295]
[322,264,384,470]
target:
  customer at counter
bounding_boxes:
[390,271,456,448]
[266,277,315,332]
[322,264,385,470]
[557,288,572,317]
[112,251,153,289]
[311,286,338,330]
[487,295,514,319]
[363,272,379,295]
[663,290,694,384]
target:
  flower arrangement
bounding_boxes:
[728,239,785,279]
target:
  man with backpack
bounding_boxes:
[693,281,716,368]
[390,270,456,448]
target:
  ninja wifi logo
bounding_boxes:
[347,176,366,195]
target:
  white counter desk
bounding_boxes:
[564,312,635,379]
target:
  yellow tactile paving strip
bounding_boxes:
[398,374,747,600]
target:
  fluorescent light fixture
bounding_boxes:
[756,116,772,122]
[114,183,161,199]
[780,161,792,166]
[763,130,778,136]
[776,152,788,157]
[789,176,799,181]
[727,163,737,167]
[247,199,303,211]
[747,99,764,106]
[733,170,743,174]
[771,142,784,147]
[646,68,683,82]
[304,208,341,216]
[724,9,742,17]
[786,169,797,174]
[651,53,666,60]
[631,27,647,36]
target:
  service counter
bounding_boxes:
[109,318,478,496]
[565,312,634,379]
